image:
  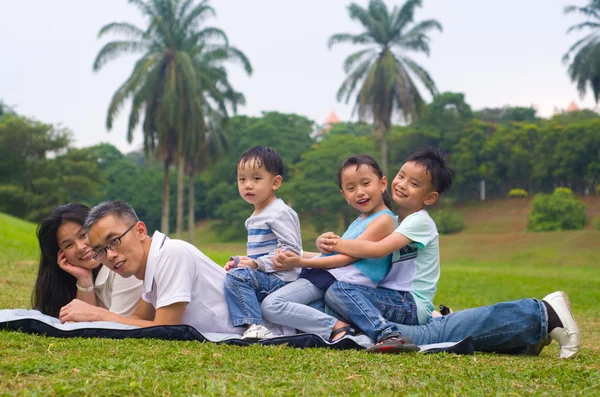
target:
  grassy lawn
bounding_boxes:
[1,200,600,395]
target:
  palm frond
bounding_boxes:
[347,3,376,32]
[392,0,422,32]
[400,56,438,96]
[567,21,600,34]
[402,19,443,37]
[328,33,375,49]
[181,1,216,32]
[127,0,153,17]
[336,58,374,104]
[186,27,229,47]
[564,4,600,19]
[343,48,377,73]
[98,22,146,39]
[93,40,150,71]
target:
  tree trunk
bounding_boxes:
[161,159,170,234]
[176,155,185,240]
[188,170,195,244]
[378,126,389,177]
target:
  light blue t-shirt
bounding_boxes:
[328,209,397,287]
[378,209,440,324]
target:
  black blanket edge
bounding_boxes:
[0,318,364,350]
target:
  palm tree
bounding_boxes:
[564,1,600,103]
[93,0,250,238]
[184,42,249,241]
[329,0,441,174]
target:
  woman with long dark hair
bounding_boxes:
[32,203,143,318]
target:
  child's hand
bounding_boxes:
[316,232,340,254]
[237,256,257,269]
[273,250,301,271]
[224,260,236,271]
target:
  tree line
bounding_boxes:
[1,97,598,240]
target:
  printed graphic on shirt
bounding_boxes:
[392,244,418,263]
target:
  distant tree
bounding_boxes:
[563,1,600,102]
[329,0,442,175]
[93,0,251,238]
[475,106,537,123]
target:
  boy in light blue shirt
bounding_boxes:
[224,146,302,340]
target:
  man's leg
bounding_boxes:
[261,278,337,340]
[325,281,417,342]
[224,268,286,327]
[391,298,548,353]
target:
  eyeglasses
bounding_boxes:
[92,224,136,261]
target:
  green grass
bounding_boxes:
[2,199,600,396]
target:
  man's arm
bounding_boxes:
[59,298,187,327]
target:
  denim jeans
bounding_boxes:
[325,283,548,353]
[325,281,418,342]
[224,267,288,327]
[261,278,338,340]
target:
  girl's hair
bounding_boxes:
[31,203,96,317]
[337,155,392,209]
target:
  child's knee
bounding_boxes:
[225,268,252,285]
[261,293,285,318]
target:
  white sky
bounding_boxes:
[0,0,596,152]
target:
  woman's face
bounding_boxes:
[56,221,98,270]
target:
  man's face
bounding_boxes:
[87,214,147,280]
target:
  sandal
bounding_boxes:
[329,325,360,342]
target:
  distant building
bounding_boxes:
[566,101,580,112]
[312,111,341,141]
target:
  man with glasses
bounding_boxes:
[58,200,244,335]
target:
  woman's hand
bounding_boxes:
[273,250,302,271]
[316,232,340,254]
[57,250,93,283]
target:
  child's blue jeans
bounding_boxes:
[224,267,287,327]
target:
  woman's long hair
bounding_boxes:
[31,203,93,317]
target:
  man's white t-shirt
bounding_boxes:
[141,231,243,335]
[95,266,143,316]
[378,210,440,324]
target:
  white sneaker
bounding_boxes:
[242,324,273,340]
[543,291,580,359]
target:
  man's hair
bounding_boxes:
[85,200,139,230]
[237,146,285,178]
[406,148,454,194]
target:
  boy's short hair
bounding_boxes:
[85,200,139,230]
[237,146,285,178]
[406,148,453,194]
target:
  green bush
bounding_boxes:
[527,188,587,232]
[430,208,465,235]
[508,188,528,198]
[595,217,600,231]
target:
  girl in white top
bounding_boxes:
[32,203,143,318]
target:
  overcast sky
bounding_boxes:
[0,0,596,152]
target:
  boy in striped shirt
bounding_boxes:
[224,146,302,340]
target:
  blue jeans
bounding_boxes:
[224,268,287,327]
[325,281,418,342]
[326,284,548,353]
[261,278,338,340]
